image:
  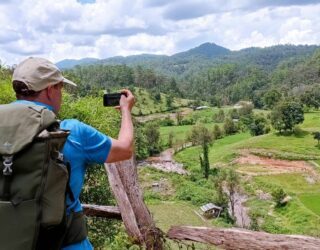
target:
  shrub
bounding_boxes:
[181,117,195,125]
[175,182,214,205]
[213,124,223,139]
[224,118,238,135]
[213,109,225,123]
[158,116,175,126]
[271,187,287,207]
[145,122,162,155]
[312,131,320,146]
[271,101,304,133]
[249,115,268,136]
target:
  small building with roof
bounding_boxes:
[200,203,223,218]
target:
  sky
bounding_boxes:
[0,0,320,65]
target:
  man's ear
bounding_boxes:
[46,85,55,100]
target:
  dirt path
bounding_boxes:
[137,148,188,175]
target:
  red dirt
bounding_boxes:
[235,154,312,172]
[234,150,319,178]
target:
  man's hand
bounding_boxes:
[115,89,135,112]
[107,89,135,163]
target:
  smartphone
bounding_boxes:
[103,93,126,106]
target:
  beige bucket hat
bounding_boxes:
[13,57,77,91]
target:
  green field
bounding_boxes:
[175,133,251,170]
[235,132,320,157]
[160,123,224,146]
[301,112,320,130]
[254,174,320,194]
[148,202,209,231]
[298,193,320,216]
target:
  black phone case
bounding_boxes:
[103,93,124,106]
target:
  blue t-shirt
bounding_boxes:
[13,101,112,250]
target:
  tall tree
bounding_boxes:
[144,122,162,155]
[271,101,304,133]
[263,89,282,109]
[188,124,214,178]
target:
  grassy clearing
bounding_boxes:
[245,176,320,236]
[298,193,320,216]
[235,132,320,157]
[148,202,209,231]
[253,173,320,194]
[148,202,221,249]
[262,198,320,236]
[159,123,223,146]
[301,111,320,130]
[138,166,217,206]
[175,133,251,171]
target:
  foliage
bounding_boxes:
[199,142,210,179]
[313,132,320,146]
[223,118,238,135]
[271,101,304,133]
[213,109,225,122]
[228,108,240,120]
[105,229,140,250]
[60,45,320,107]
[249,115,269,136]
[187,124,214,178]
[238,102,254,116]
[300,86,320,109]
[0,79,15,104]
[176,111,183,125]
[168,131,174,148]
[175,181,215,206]
[166,93,174,109]
[134,124,149,160]
[271,187,287,208]
[187,123,214,146]
[158,116,175,126]
[180,117,195,125]
[222,168,240,218]
[263,89,282,109]
[213,124,223,139]
[144,122,162,155]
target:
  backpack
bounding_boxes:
[0,103,85,250]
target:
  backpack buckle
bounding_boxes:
[3,156,13,176]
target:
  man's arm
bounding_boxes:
[106,89,135,163]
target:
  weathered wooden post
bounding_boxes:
[104,158,164,249]
[167,226,320,250]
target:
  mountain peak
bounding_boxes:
[173,42,230,59]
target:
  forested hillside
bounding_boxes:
[62,43,320,108]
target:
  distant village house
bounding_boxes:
[200,203,222,218]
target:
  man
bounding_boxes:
[11,57,135,249]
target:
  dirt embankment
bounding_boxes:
[235,149,318,177]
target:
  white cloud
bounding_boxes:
[0,0,320,65]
